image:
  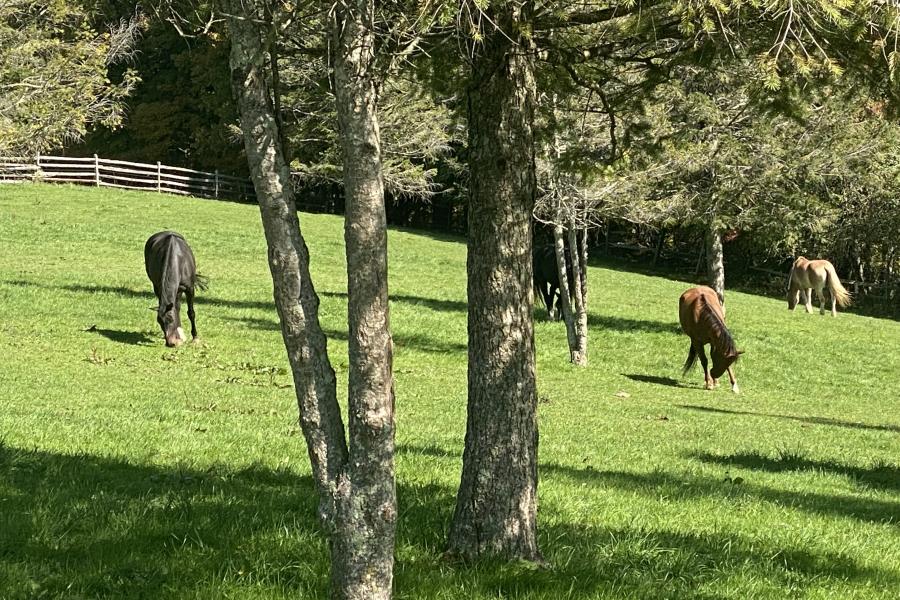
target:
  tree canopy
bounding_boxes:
[0,0,139,155]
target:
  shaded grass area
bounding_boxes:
[1,184,899,599]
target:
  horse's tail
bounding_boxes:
[682,344,698,375]
[825,264,851,307]
[194,273,209,292]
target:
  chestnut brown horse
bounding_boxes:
[679,286,742,393]
[787,256,851,316]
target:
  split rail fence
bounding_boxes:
[0,155,255,202]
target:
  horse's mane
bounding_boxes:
[698,296,737,357]
[159,235,180,306]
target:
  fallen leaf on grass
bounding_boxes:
[614,390,631,398]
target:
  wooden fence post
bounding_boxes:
[215,170,219,199]
[94,154,100,186]
[157,162,161,192]
[34,153,40,182]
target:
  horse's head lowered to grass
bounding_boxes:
[679,286,742,393]
[144,231,206,347]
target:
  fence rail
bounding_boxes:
[0,155,256,202]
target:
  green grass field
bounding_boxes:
[1,184,898,599]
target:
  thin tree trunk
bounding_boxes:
[580,223,588,304]
[448,2,541,562]
[330,0,396,597]
[567,219,588,365]
[225,3,347,526]
[552,219,577,350]
[706,221,725,305]
[547,94,577,351]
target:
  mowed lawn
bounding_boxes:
[1,184,898,600]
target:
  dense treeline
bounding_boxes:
[40,4,893,301]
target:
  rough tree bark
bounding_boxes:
[566,220,588,365]
[227,2,395,598]
[448,2,542,561]
[330,0,397,597]
[706,220,725,306]
[552,219,577,351]
[225,0,347,527]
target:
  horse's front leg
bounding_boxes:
[185,289,198,340]
[727,366,739,394]
[697,345,713,390]
[804,289,813,313]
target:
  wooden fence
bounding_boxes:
[0,155,256,202]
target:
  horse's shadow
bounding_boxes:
[88,327,156,346]
[623,374,693,388]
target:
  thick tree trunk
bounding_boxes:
[330,1,396,598]
[226,3,347,527]
[567,220,588,366]
[706,222,725,306]
[448,3,541,562]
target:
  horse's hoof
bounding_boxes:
[732,384,740,394]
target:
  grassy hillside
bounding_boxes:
[1,184,898,599]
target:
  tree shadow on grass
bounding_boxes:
[0,444,328,599]
[5,279,469,318]
[322,290,468,314]
[587,315,682,335]
[395,445,898,598]
[3,444,896,599]
[541,462,900,525]
[691,450,900,492]
[222,316,467,355]
[677,404,900,434]
[399,442,900,526]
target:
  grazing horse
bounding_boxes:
[679,286,742,393]
[787,256,851,316]
[532,245,574,320]
[144,231,207,347]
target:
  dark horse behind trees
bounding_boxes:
[532,245,574,320]
[679,286,742,393]
[144,231,207,347]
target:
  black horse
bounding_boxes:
[533,245,574,319]
[144,231,207,347]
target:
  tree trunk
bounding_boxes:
[227,3,395,598]
[567,220,588,365]
[547,95,577,352]
[330,1,396,598]
[448,2,541,562]
[225,2,347,526]
[706,222,725,306]
[552,220,577,351]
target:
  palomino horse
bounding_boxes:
[787,257,851,316]
[679,286,742,393]
[144,231,207,347]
